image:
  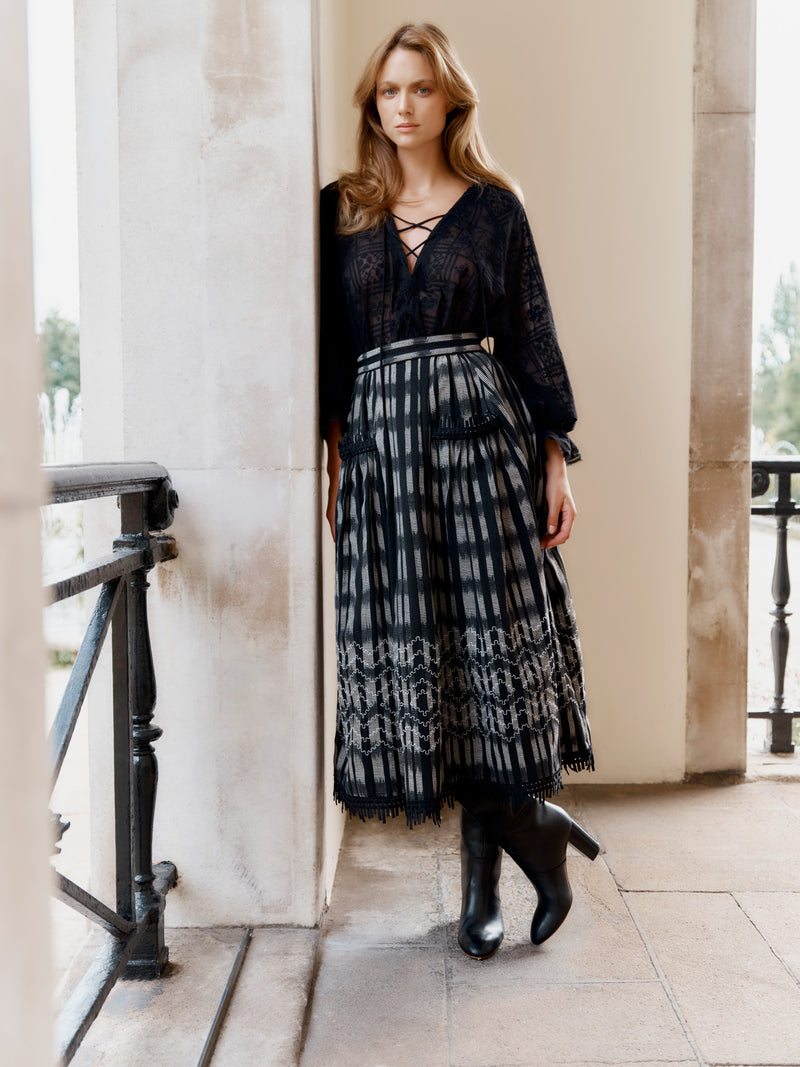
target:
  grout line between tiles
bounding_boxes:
[293,926,325,1066]
[620,891,707,1067]
[763,780,800,821]
[439,852,457,1067]
[731,891,800,992]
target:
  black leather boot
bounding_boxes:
[458,788,600,945]
[458,807,504,959]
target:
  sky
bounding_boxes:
[27,0,79,325]
[26,0,800,346]
[752,0,800,345]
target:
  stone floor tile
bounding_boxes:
[555,1062,698,1067]
[340,803,461,861]
[300,943,448,1066]
[735,891,800,982]
[323,846,445,948]
[747,753,800,784]
[440,851,655,983]
[447,981,694,1066]
[578,781,788,812]
[581,794,800,891]
[71,927,243,1065]
[769,780,800,808]
[212,927,318,1065]
[624,891,800,1065]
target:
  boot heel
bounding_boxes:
[568,821,600,861]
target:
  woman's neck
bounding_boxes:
[395,143,454,205]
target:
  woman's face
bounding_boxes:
[375,48,450,153]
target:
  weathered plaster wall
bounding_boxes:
[320,0,695,784]
[686,0,755,773]
[0,1,53,1060]
[76,0,327,925]
[316,0,348,903]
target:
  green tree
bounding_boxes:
[753,264,800,449]
[39,312,80,403]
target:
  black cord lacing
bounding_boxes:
[391,212,446,268]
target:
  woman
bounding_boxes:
[320,23,598,959]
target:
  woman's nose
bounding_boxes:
[398,92,413,114]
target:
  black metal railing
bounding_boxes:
[750,457,800,753]
[44,462,179,1064]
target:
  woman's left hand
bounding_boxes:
[540,439,577,549]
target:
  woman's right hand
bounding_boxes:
[325,421,343,541]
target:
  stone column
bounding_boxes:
[0,0,54,1061]
[686,0,756,773]
[76,0,327,925]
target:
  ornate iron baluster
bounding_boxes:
[112,572,134,925]
[115,492,175,976]
[766,472,795,752]
[751,461,800,753]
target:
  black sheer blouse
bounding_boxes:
[319,181,580,462]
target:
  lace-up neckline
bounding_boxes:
[391,212,447,273]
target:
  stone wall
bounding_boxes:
[686,0,755,774]
[76,0,330,926]
[0,0,53,1060]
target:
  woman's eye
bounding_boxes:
[417,87,430,95]
[382,89,396,97]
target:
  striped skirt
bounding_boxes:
[334,333,593,826]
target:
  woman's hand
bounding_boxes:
[325,421,343,541]
[540,438,577,549]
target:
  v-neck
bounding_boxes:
[389,184,476,276]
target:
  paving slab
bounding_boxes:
[580,786,800,891]
[440,851,656,983]
[323,845,445,949]
[446,980,695,1066]
[624,891,800,1065]
[71,927,243,1065]
[300,943,449,1066]
[769,780,800,808]
[339,804,460,861]
[553,1062,698,1067]
[735,891,800,983]
[60,781,800,1065]
[746,751,800,783]
[212,927,319,1065]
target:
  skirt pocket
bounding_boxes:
[338,432,378,460]
[431,410,502,441]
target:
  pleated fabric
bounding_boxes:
[334,333,593,826]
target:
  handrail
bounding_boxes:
[44,461,178,530]
[45,462,179,1064]
[750,457,800,753]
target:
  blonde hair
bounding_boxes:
[337,23,521,234]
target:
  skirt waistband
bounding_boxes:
[357,333,485,374]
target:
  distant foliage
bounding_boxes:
[39,311,80,403]
[753,265,800,452]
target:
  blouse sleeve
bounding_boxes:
[319,182,357,440]
[493,198,581,464]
